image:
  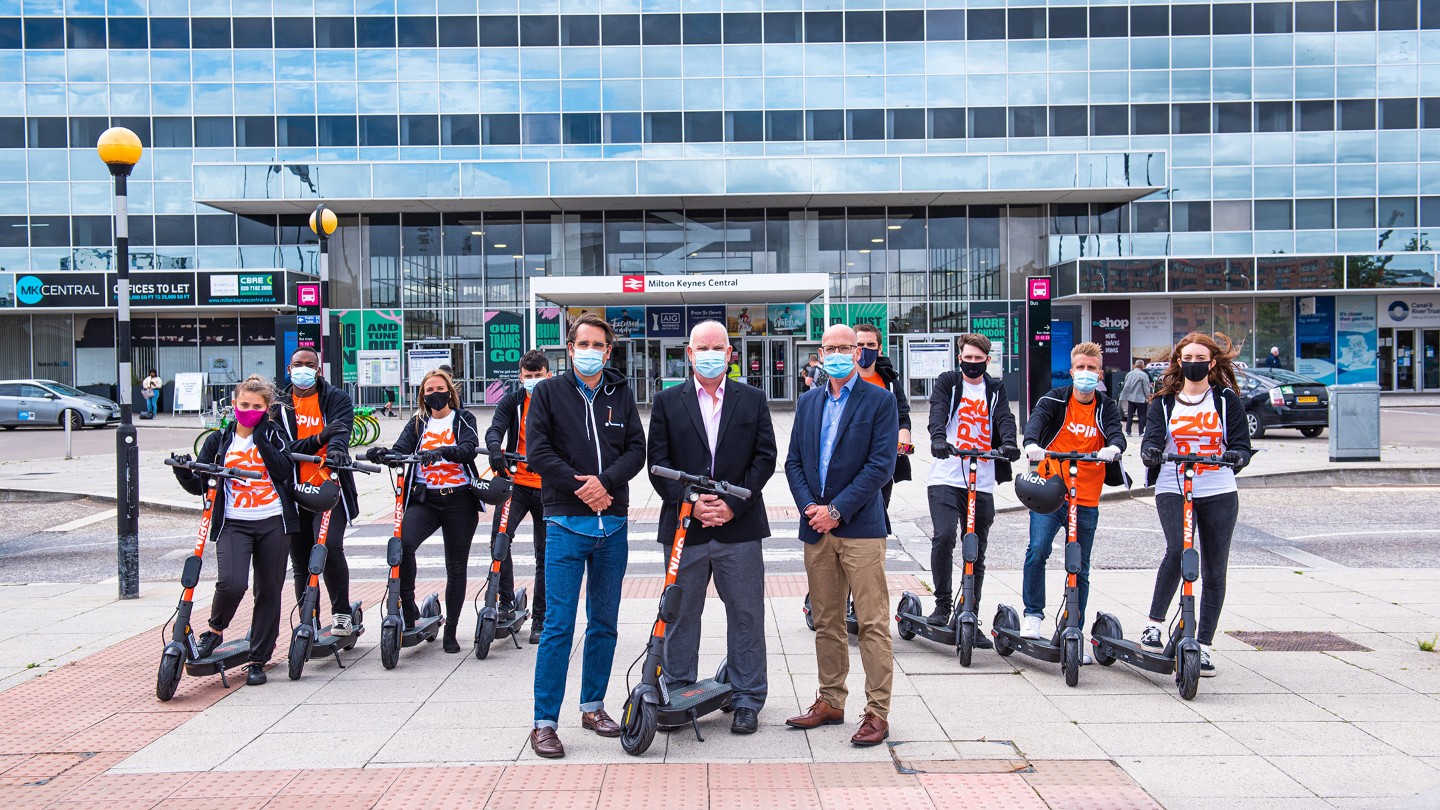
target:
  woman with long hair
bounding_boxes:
[1138,332,1252,677]
[172,375,298,686]
[366,369,483,653]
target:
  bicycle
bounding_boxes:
[349,407,380,448]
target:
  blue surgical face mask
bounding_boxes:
[858,347,879,369]
[522,377,541,393]
[822,353,855,379]
[1072,370,1099,393]
[290,366,317,389]
[572,348,605,377]
[693,349,728,380]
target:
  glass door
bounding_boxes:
[744,339,765,390]
[660,341,689,391]
[768,338,792,400]
[1396,329,1418,391]
[1425,330,1440,390]
[1379,328,1395,390]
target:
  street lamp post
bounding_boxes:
[309,205,338,381]
[98,127,143,600]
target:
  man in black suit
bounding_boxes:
[647,319,777,735]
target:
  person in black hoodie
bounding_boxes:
[172,375,298,686]
[277,348,358,637]
[365,369,484,654]
[484,350,552,645]
[524,314,646,760]
[925,334,1020,635]
[853,324,910,534]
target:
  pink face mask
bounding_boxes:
[234,408,266,428]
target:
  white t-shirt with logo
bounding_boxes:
[419,412,468,489]
[223,434,283,520]
[1154,388,1237,498]
[928,379,996,493]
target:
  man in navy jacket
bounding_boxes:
[783,324,898,748]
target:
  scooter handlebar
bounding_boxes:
[290,453,323,465]
[650,465,752,500]
[329,459,383,474]
[1044,451,1104,462]
[373,450,424,467]
[952,447,1013,461]
[502,451,526,463]
[165,455,263,480]
[1163,452,1241,468]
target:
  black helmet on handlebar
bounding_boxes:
[293,476,341,513]
[1014,470,1066,514]
[471,474,513,506]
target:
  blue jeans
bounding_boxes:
[1023,502,1098,624]
[532,519,628,729]
[144,392,158,416]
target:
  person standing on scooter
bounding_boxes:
[171,375,297,686]
[925,333,1019,637]
[484,350,552,646]
[278,347,357,638]
[648,320,777,735]
[784,324,898,747]
[1020,342,1127,650]
[526,314,646,759]
[1139,332,1251,677]
[854,323,911,536]
[367,369,484,654]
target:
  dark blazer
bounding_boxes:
[648,378,777,546]
[785,375,899,544]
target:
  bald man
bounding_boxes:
[784,324,899,747]
[647,320,777,734]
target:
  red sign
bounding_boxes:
[297,283,320,306]
[621,275,644,293]
[1027,277,1051,301]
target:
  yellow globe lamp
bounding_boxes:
[310,205,338,237]
[96,127,143,176]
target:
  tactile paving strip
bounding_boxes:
[1227,630,1372,652]
[918,773,1049,809]
[709,762,815,791]
[708,787,821,810]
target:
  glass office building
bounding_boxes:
[2,1,1440,406]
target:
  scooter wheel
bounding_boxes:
[1177,645,1201,700]
[156,648,183,702]
[474,617,496,660]
[287,633,311,681]
[957,622,975,668]
[803,593,815,632]
[1062,636,1081,687]
[620,692,657,756]
[380,623,400,670]
[992,606,1018,658]
[898,618,916,641]
[1089,614,1121,667]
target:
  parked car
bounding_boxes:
[1142,363,1327,438]
[0,379,121,430]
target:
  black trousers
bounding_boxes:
[1148,491,1239,645]
[400,488,479,626]
[490,482,546,620]
[1124,401,1149,435]
[290,504,350,617]
[926,485,995,611]
[207,515,289,664]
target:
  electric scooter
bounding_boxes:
[991,451,1103,687]
[155,452,317,700]
[373,450,444,669]
[619,465,750,756]
[895,446,1010,667]
[474,451,531,659]
[286,456,383,681]
[1089,453,1241,701]
[803,592,857,634]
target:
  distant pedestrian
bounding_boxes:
[1264,347,1283,369]
[141,369,163,419]
[803,354,826,391]
[1120,360,1151,436]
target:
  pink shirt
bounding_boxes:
[696,382,725,473]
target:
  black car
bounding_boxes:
[1235,368,1329,439]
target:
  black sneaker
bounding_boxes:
[194,631,223,659]
[925,604,952,626]
[731,707,758,734]
[972,624,994,650]
[499,600,517,623]
[529,622,543,645]
[245,662,267,686]
[1140,625,1164,649]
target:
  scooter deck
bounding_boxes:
[992,628,1064,664]
[185,639,253,675]
[1093,635,1175,674]
[896,610,960,646]
[309,624,364,657]
[658,678,733,723]
[494,609,530,639]
[400,616,442,648]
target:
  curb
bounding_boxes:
[0,488,200,517]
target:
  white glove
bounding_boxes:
[1024,444,1046,463]
[1096,445,1121,463]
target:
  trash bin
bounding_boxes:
[1327,383,1381,462]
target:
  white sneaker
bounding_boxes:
[1081,642,1094,666]
[1019,615,1043,639]
[331,614,353,637]
[1140,623,1164,649]
[1199,645,1216,677]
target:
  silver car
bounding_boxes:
[0,379,121,430]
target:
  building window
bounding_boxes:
[968,9,1006,40]
[439,16,478,48]
[479,16,518,47]
[684,13,722,44]
[724,13,763,44]
[1254,200,1294,230]
[645,112,683,143]
[642,14,681,45]
[520,15,559,47]
[562,15,599,46]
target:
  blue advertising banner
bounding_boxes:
[1336,296,1378,385]
[1296,295,1337,384]
[686,305,727,332]
[1050,320,1074,385]
[606,306,645,338]
[646,306,686,337]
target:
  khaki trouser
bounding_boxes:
[804,532,893,720]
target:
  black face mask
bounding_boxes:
[424,391,451,411]
[1180,361,1212,383]
[960,360,987,379]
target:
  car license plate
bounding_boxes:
[1297,395,1319,403]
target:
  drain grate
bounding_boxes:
[1227,631,1371,652]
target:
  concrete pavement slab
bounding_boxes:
[1078,720,1251,757]
[1215,720,1404,756]
[1266,755,1440,799]
[1116,754,1314,799]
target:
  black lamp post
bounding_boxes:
[309,204,338,380]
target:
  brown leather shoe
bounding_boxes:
[850,712,889,747]
[529,727,564,759]
[581,709,621,738]
[785,696,844,729]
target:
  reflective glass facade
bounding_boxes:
[3,1,1440,396]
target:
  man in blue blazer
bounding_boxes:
[783,324,899,747]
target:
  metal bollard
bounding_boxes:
[64,413,73,460]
